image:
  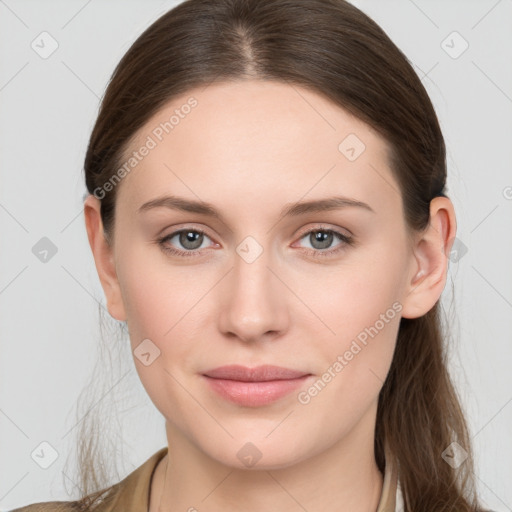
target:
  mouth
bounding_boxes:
[202,365,312,407]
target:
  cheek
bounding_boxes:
[316,284,400,396]
[296,247,404,399]
[116,247,213,366]
[297,250,405,344]
[296,284,400,438]
[116,242,186,332]
[115,251,207,421]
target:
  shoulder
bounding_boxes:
[7,447,168,512]
[6,489,119,512]
[7,501,82,512]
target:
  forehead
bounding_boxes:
[116,79,400,218]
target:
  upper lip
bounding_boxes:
[203,365,310,382]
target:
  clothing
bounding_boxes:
[9,442,404,511]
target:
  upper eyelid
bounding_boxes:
[295,224,352,238]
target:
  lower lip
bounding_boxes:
[202,375,311,407]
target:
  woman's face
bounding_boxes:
[88,79,428,468]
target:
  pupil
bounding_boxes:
[180,231,202,249]
[312,230,332,249]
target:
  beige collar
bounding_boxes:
[376,440,403,512]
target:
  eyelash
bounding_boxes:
[156,226,354,259]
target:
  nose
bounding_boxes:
[217,241,290,344]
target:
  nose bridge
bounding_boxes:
[218,234,288,342]
[234,235,273,296]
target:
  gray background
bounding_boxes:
[0,0,511,510]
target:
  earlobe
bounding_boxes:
[83,195,127,322]
[400,197,457,319]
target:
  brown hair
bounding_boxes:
[77,0,485,510]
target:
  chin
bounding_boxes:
[200,432,313,471]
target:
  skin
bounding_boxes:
[84,79,456,512]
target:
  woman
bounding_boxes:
[11,0,492,510]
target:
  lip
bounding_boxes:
[202,365,312,407]
[203,364,309,381]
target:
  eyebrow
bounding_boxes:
[137,194,375,221]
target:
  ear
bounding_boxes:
[400,196,457,319]
[83,194,127,322]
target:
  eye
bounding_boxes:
[157,228,215,257]
[156,225,354,259]
[294,227,354,258]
